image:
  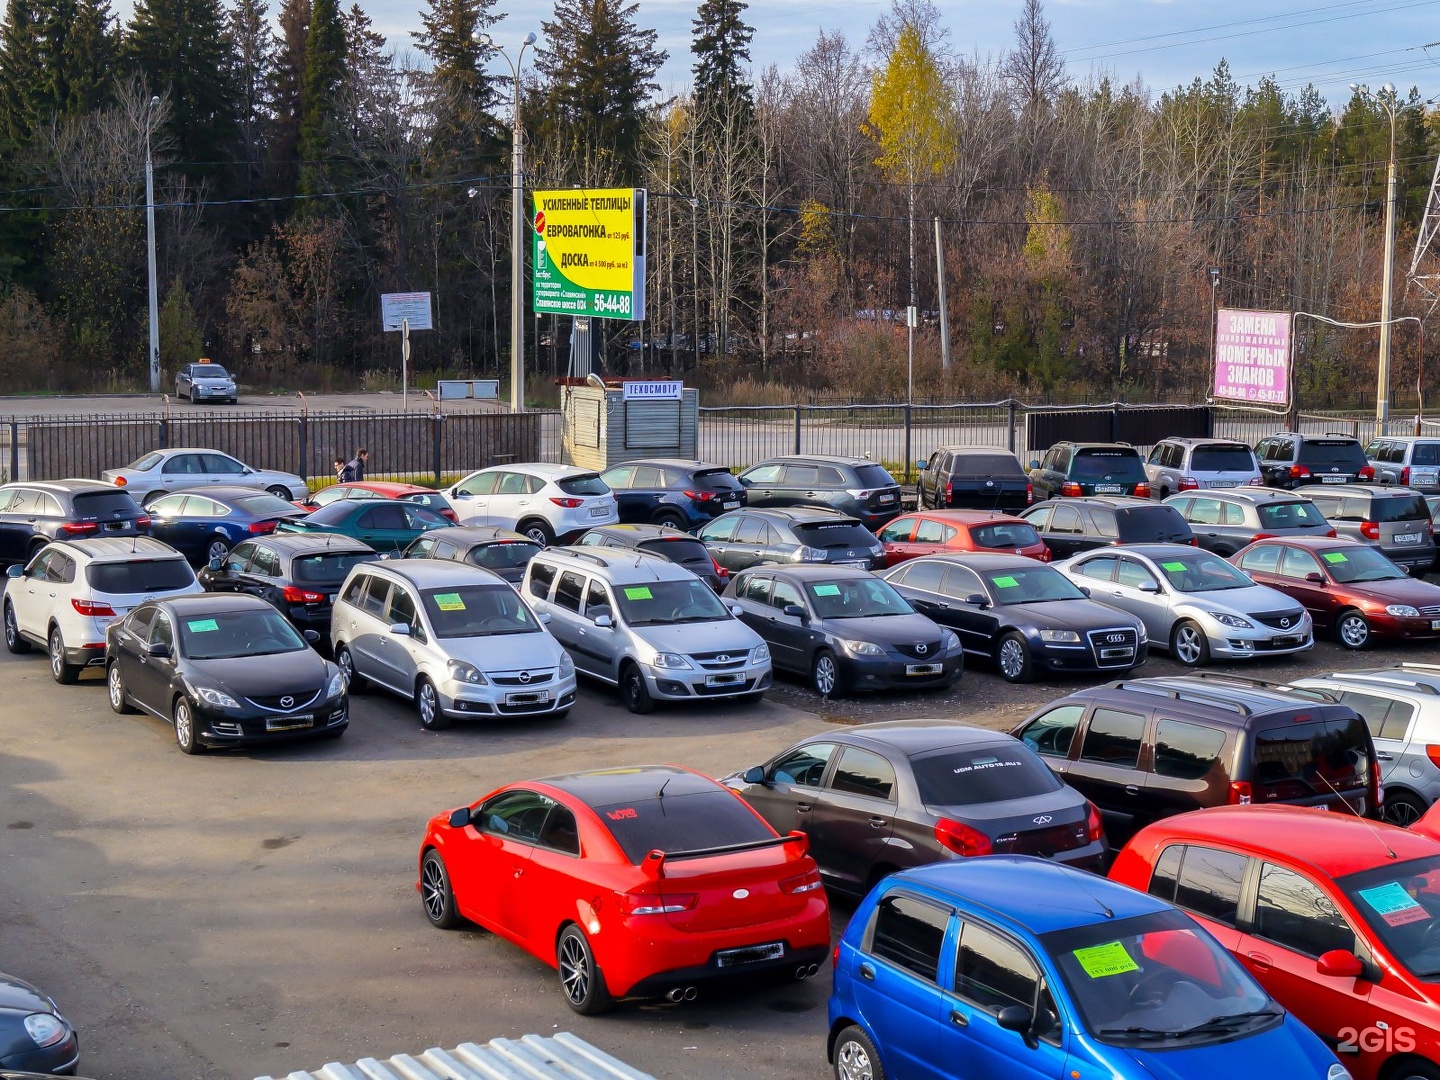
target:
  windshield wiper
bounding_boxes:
[1095,1026,1174,1040]
[1176,1008,1280,1036]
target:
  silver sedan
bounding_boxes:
[1055,543,1312,666]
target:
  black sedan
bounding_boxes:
[722,721,1105,897]
[881,552,1148,682]
[104,594,347,754]
[723,564,962,697]
[144,486,308,564]
[0,971,78,1076]
[400,525,541,586]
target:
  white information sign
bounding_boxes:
[621,380,683,401]
[381,292,433,332]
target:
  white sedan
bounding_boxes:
[101,448,308,504]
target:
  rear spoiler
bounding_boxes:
[641,830,808,879]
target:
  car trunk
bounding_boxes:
[1246,712,1376,815]
[853,464,901,515]
[647,838,813,933]
[945,454,1031,509]
[84,559,197,616]
[70,491,146,535]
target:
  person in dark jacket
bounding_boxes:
[345,448,368,482]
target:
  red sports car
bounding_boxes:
[415,764,831,1013]
[876,509,1050,567]
[297,481,458,521]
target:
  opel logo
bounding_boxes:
[916,643,928,654]
[733,888,750,899]
[279,695,294,708]
[1279,617,1291,628]
[518,670,532,684]
[716,653,731,662]
[1033,815,1053,825]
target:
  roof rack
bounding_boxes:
[1323,671,1440,696]
[1106,679,1251,716]
[557,548,613,569]
[1392,662,1440,675]
[1182,671,1336,703]
[1321,431,1358,439]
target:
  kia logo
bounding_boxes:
[1279,617,1291,628]
[518,671,532,684]
[279,695,294,708]
[716,653,731,662]
[1105,633,1125,643]
[1033,815,1053,825]
[915,643,928,654]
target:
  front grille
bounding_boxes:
[244,689,321,712]
[1254,636,1307,651]
[1087,628,1138,668]
[492,670,555,686]
[1253,611,1304,630]
[1420,605,1440,617]
[895,640,942,661]
[993,820,1089,857]
[695,678,756,696]
[690,650,748,670]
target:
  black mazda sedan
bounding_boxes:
[722,720,1105,896]
[881,552,1148,682]
[103,594,347,754]
[723,564,963,697]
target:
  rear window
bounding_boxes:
[86,559,195,593]
[292,552,378,583]
[638,537,713,566]
[950,452,1026,478]
[1251,716,1373,800]
[1299,439,1367,469]
[1256,500,1326,528]
[854,464,897,488]
[910,743,1062,805]
[1373,495,1430,523]
[1412,443,1440,467]
[469,541,542,571]
[792,522,875,548]
[1190,445,1257,472]
[595,789,774,863]
[1070,449,1146,482]
[70,491,142,519]
[1115,505,1194,541]
[691,467,742,491]
[231,493,301,517]
[970,522,1042,549]
[557,473,609,496]
[127,452,164,471]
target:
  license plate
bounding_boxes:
[716,942,785,968]
[1396,533,1422,544]
[1095,484,1125,494]
[878,493,897,503]
[906,663,942,675]
[1100,647,1133,659]
[722,500,739,510]
[589,506,610,518]
[506,690,551,705]
[838,560,869,568]
[1271,636,1302,646]
[265,714,313,731]
[706,673,744,687]
[1208,481,1237,488]
[104,522,128,531]
[1321,475,1348,483]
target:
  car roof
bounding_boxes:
[1054,442,1139,451]
[897,856,1169,934]
[536,546,700,583]
[1298,664,1440,697]
[475,462,594,478]
[1370,435,1440,445]
[1248,536,1363,551]
[3,479,123,494]
[155,593,272,612]
[914,552,1048,572]
[933,446,1021,457]
[338,481,433,495]
[582,524,690,541]
[906,509,1025,525]
[424,525,530,544]
[1034,496,1153,509]
[1064,674,1339,723]
[828,720,1017,755]
[54,536,180,560]
[611,458,725,471]
[727,506,860,524]
[540,764,718,806]
[1110,542,1217,558]
[1304,484,1419,497]
[167,485,284,502]
[763,564,885,581]
[1157,437,1250,447]
[1137,806,1440,879]
[153,447,241,455]
[243,531,373,554]
[1181,486,1309,505]
[366,558,508,588]
[751,455,882,468]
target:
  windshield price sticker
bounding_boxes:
[1074,941,1140,979]
[992,576,1020,589]
[433,593,466,611]
[1358,882,1432,927]
[813,584,842,596]
[1161,561,1188,573]
[624,586,653,601]
[1323,552,1349,564]
[187,619,219,633]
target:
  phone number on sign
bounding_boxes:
[592,292,632,316]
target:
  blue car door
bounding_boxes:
[850,891,951,1080]
[939,918,1071,1079]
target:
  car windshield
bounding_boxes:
[805,576,913,618]
[595,788,775,864]
[616,578,729,625]
[1044,909,1274,1045]
[910,742,1061,805]
[179,608,308,659]
[1373,495,1431,523]
[985,565,1086,603]
[1190,445,1256,472]
[971,522,1042,549]
[1152,551,1253,592]
[231,493,300,516]
[1071,450,1146,482]
[420,584,540,637]
[1320,546,1407,583]
[469,541,542,571]
[1257,500,1326,528]
[1338,856,1440,980]
[193,365,230,378]
[291,551,376,584]
[86,559,195,593]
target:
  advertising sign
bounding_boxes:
[1213,308,1290,406]
[621,380,683,401]
[381,292,433,332]
[531,188,646,321]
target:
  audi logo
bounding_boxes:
[279,695,294,708]
[1032,815,1053,825]
[1105,634,1126,644]
[915,643,928,655]
[517,671,532,684]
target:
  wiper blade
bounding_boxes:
[1096,1026,1174,1040]
[1176,1009,1279,1036]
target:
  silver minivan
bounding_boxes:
[523,546,771,713]
[331,559,576,729]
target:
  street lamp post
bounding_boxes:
[145,95,160,393]
[1352,82,1402,436]
[1207,266,1220,375]
[479,31,538,414]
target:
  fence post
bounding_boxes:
[297,414,308,485]
[1111,402,1121,443]
[793,406,802,455]
[8,420,16,483]
[158,417,169,449]
[903,404,913,482]
[432,414,444,487]
[1008,400,1018,455]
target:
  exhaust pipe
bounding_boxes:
[665,987,685,1002]
[808,963,820,977]
[796,963,811,980]
[683,986,698,1001]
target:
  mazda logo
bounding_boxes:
[517,671,532,684]
[279,695,294,708]
[1279,617,1291,628]
[915,643,928,654]
[716,653,731,662]
[1033,815,1053,825]
[1106,633,1125,644]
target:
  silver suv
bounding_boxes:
[331,559,576,730]
[523,547,771,714]
[1144,438,1261,498]
[1304,484,1436,575]
[1292,665,1440,826]
[1365,436,1440,493]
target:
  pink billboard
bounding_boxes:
[1213,308,1291,406]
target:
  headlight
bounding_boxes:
[558,651,575,676]
[651,652,693,669]
[1038,629,1080,643]
[941,629,959,650]
[1386,604,1421,617]
[751,643,771,664]
[1206,611,1254,629]
[1327,1066,1353,1080]
[24,1013,66,1047]
[1137,624,1148,642]
[194,686,239,708]
[326,671,344,698]
[839,638,886,657]
[447,659,489,684]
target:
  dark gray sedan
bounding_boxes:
[722,720,1105,897]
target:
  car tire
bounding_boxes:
[420,850,464,929]
[4,601,29,654]
[48,626,80,684]
[518,518,555,546]
[995,632,1032,683]
[621,661,655,714]
[335,644,367,693]
[1388,1063,1440,1080]
[832,1026,886,1080]
[916,484,927,509]
[1170,619,1211,666]
[416,676,451,730]
[811,649,844,697]
[173,697,204,755]
[107,662,136,714]
[228,397,238,405]
[144,490,167,505]
[205,536,230,564]
[653,509,687,530]
[1382,790,1428,828]
[557,924,613,1015]
[1336,608,1371,650]
[265,485,290,499]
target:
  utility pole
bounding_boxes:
[935,217,950,371]
[145,95,160,393]
[1353,81,1400,436]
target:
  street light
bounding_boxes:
[478,30,538,414]
[1350,82,1402,435]
[1207,267,1221,376]
[145,94,160,393]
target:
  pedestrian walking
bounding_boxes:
[334,458,348,483]
[346,448,368,482]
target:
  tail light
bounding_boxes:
[72,598,116,616]
[1247,476,1262,486]
[136,515,152,529]
[1251,532,1277,542]
[59,522,98,535]
[1359,465,1376,481]
[1289,465,1311,480]
[934,818,992,857]
[1326,529,1338,537]
[780,868,824,894]
[282,585,326,604]
[249,520,279,534]
[1085,802,1104,843]
[1025,482,1033,504]
[1189,536,1199,546]
[1360,520,1381,540]
[1040,546,1053,562]
[550,497,583,508]
[1060,482,1083,497]
[618,891,697,915]
[1178,476,1199,492]
[1228,781,1253,805]
[832,943,840,969]
[712,557,729,579]
[114,476,128,487]
[945,480,953,503]
[1425,745,1440,769]
[1133,482,1152,499]
[684,490,715,502]
[1401,467,1411,485]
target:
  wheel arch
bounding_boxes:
[1379,1052,1440,1080]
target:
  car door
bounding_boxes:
[1111,556,1170,643]
[739,463,784,506]
[550,571,596,673]
[577,577,620,679]
[698,515,742,572]
[1067,552,1119,605]
[447,470,499,526]
[112,606,156,707]
[878,516,918,565]
[459,789,551,940]
[729,516,773,571]
[353,503,409,552]
[375,582,423,692]
[205,540,255,592]
[200,452,250,487]
[339,573,392,682]
[851,892,950,1080]
[1145,718,1230,820]
[600,465,645,522]
[766,577,820,673]
[485,470,532,529]
[1064,705,1151,834]
[1014,703,1084,784]
[1044,504,1087,559]
[0,489,22,562]
[740,741,838,837]
[1184,496,1225,550]
[1331,690,1416,796]
[936,564,999,657]
[809,744,897,891]
[131,608,177,710]
[10,548,56,636]
[920,452,943,507]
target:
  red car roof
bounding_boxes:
[907,509,1027,527]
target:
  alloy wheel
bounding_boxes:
[418,681,438,726]
[421,857,449,922]
[108,664,125,711]
[836,1040,875,1080]
[812,653,837,696]
[1339,614,1370,649]
[1174,625,1204,664]
[998,639,1026,680]
[559,934,591,1005]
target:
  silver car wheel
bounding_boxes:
[1173,624,1204,664]
[421,856,448,922]
[206,537,229,563]
[558,933,591,1005]
[836,1040,875,1080]
[1338,613,1370,649]
[812,652,837,695]
[998,638,1026,679]
[418,682,438,724]
[108,664,125,710]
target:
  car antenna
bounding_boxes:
[1045,859,1114,918]
[656,778,670,799]
[1314,770,1397,859]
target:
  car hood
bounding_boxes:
[924,783,1087,832]
[1115,1014,1325,1079]
[188,651,331,696]
[0,974,53,1017]
[817,612,942,644]
[1002,598,1141,631]
[432,631,565,670]
[1175,583,1301,617]
[635,620,763,654]
[1343,576,1440,605]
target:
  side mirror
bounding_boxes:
[728,602,744,617]
[146,641,171,659]
[452,490,470,499]
[1139,581,1161,594]
[5,564,22,578]
[242,467,254,475]
[1316,949,1364,979]
[593,614,614,628]
[448,807,472,829]
[303,629,320,643]
[997,1004,1035,1036]
[965,593,990,609]
[742,765,767,785]
[1078,586,1091,597]
[1029,460,1041,470]
[389,622,411,636]
[539,611,553,624]
[915,459,928,469]
[782,603,807,619]
[1305,571,1325,584]
[207,557,223,572]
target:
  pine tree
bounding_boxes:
[267,0,307,200]
[413,0,502,172]
[691,0,753,125]
[0,0,45,144]
[229,0,273,184]
[341,3,385,88]
[58,0,116,116]
[297,0,343,196]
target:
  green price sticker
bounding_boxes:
[433,592,466,611]
[1161,561,1187,573]
[624,586,653,601]
[1323,552,1348,564]
[992,575,1020,589]
[186,618,219,633]
[1073,941,1139,979]
[813,584,841,596]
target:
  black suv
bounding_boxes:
[1028,442,1150,500]
[698,507,885,574]
[1017,496,1194,560]
[577,523,723,591]
[0,480,149,566]
[599,457,746,529]
[401,525,542,586]
[1010,674,1380,842]
[736,455,903,529]
[915,446,1031,510]
[1255,431,1374,489]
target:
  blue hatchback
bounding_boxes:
[827,856,1348,1080]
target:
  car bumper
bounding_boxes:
[838,651,963,691]
[557,505,620,538]
[1033,640,1149,674]
[1206,628,1314,659]
[1366,612,1440,641]
[189,386,235,398]
[439,673,578,718]
[1,1030,79,1075]
[854,506,901,529]
[644,663,772,701]
[194,698,348,746]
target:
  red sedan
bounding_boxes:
[876,509,1050,567]
[1111,806,1440,1080]
[297,481,458,522]
[416,765,831,1013]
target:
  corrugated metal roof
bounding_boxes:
[255,1032,658,1080]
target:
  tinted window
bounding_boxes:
[854,464,896,487]
[557,473,608,496]
[1173,846,1249,926]
[1298,440,1367,469]
[1073,555,1118,582]
[596,789,773,864]
[178,606,306,659]
[792,522,876,549]
[691,467,741,491]
[638,537,712,568]
[1335,691,1415,743]
[734,516,770,544]
[70,491,142,519]
[583,578,612,621]
[357,504,407,530]
[770,743,835,786]
[910,743,1062,805]
[878,517,916,542]
[1079,709,1146,768]
[1020,705,1083,758]
[1278,546,1323,579]
[1413,443,1440,466]
[895,560,945,593]
[1090,508,1118,539]
[469,540,542,571]
[1190,445,1257,472]
[1237,544,1282,573]
[950,452,1025,478]
[971,522,1041,549]
[528,561,557,600]
[1254,863,1355,957]
[739,574,772,604]
[1070,449,1146,482]
[86,559,195,593]
[537,806,580,855]
[869,894,949,983]
[1049,506,1083,534]
[1153,720,1226,780]
[292,551,376,584]
[1252,717,1373,799]
[1257,500,1326,529]
[554,571,585,612]
[955,923,1042,1016]
[422,584,540,637]
[1373,495,1431,523]
[1146,844,1185,903]
[829,746,897,800]
[1115,506,1191,542]
[782,465,820,486]
[478,790,553,843]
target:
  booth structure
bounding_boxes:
[560,380,698,470]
